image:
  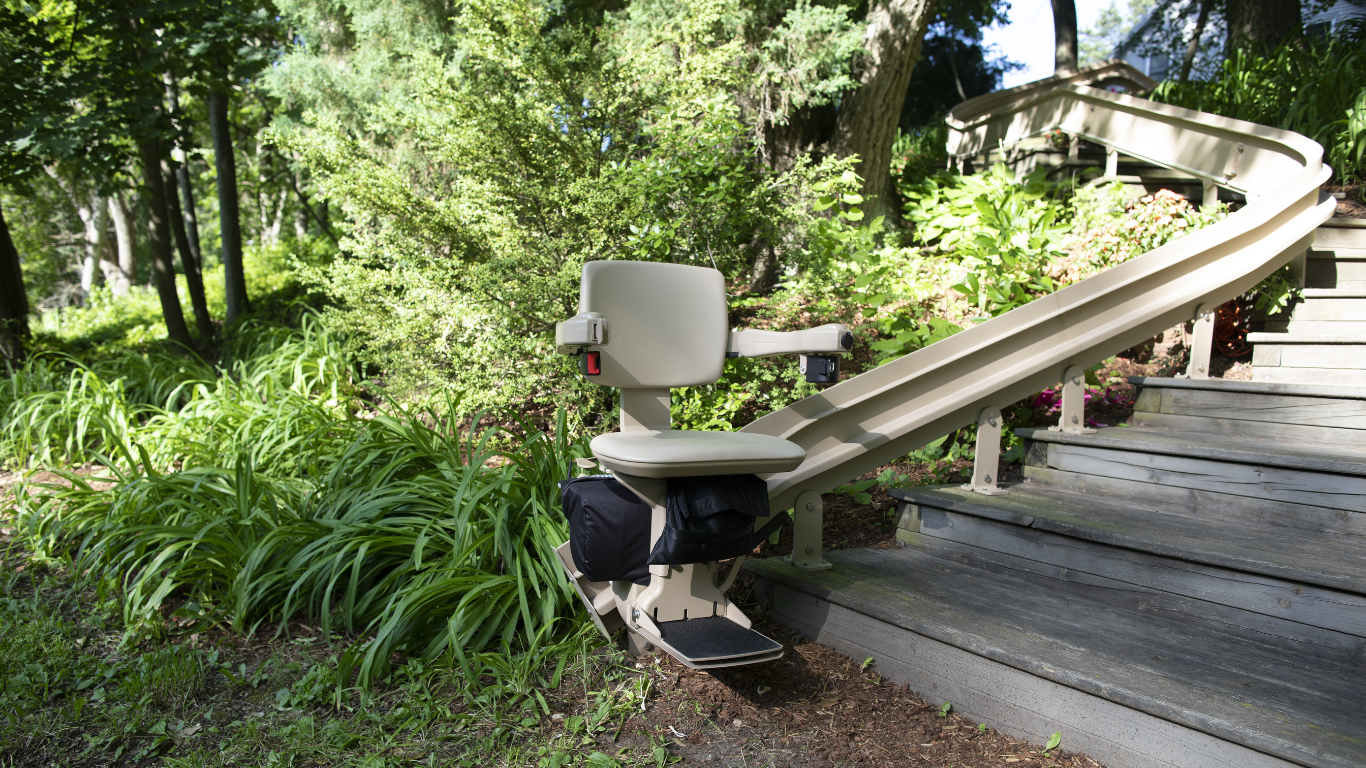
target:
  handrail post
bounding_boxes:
[1105,147,1119,177]
[786,490,832,571]
[1203,180,1218,209]
[1049,365,1097,435]
[1187,304,1215,379]
[1068,133,1080,162]
[962,407,1008,496]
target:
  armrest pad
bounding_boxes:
[727,324,853,358]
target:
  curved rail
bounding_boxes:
[744,60,1335,514]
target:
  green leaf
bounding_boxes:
[1045,731,1062,751]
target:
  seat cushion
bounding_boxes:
[590,430,805,478]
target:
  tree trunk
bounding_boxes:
[0,204,30,363]
[163,160,214,344]
[164,75,205,277]
[1180,0,1214,81]
[1226,0,1301,52]
[105,192,137,296]
[830,0,939,222]
[76,194,109,301]
[210,87,248,323]
[1052,0,1079,74]
[137,137,194,351]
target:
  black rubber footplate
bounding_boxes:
[655,616,782,662]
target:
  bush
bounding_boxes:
[1151,32,1366,184]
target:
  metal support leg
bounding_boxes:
[786,490,831,571]
[961,407,1008,496]
[1203,180,1219,209]
[1068,134,1080,162]
[1049,365,1096,435]
[1105,147,1118,177]
[1187,304,1215,379]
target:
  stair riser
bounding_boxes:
[1314,227,1366,249]
[900,510,1366,664]
[1252,367,1366,386]
[1252,344,1366,370]
[1130,410,1366,451]
[1023,463,1366,537]
[1132,385,1366,430]
[1024,440,1366,512]
[1285,320,1366,333]
[1288,299,1366,321]
[1307,248,1366,260]
[1307,260,1366,288]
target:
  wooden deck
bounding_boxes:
[745,377,1366,768]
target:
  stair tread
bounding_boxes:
[1247,330,1366,343]
[747,548,1366,768]
[1127,375,1366,400]
[888,483,1366,594]
[1017,425,1366,475]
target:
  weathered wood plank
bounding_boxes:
[1307,247,1366,260]
[1254,367,1366,386]
[1128,376,1366,401]
[747,549,1366,768]
[1291,299,1366,321]
[1155,386,1366,428]
[1286,320,1366,334]
[912,506,1366,635]
[1042,441,1366,512]
[1248,330,1366,343]
[1314,227,1366,248]
[1021,426,1366,475]
[1129,410,1366,451]
[1305,280,1366,292]
[893,524,1366,666]
[894,483,1366,596]
[1021,464,1366,537]
[761,584,1303,768]
[1264,344,1366,369]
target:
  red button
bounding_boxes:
[585,351,601,375]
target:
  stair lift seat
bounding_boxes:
[554,260,852,669]
[589,430,806,477]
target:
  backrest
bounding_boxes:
[580,261,728,388]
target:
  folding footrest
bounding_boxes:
[639,615,783,669]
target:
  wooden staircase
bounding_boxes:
[1250,219,1366,385]
[746,377,1366,768]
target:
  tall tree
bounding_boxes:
[210,88,249,323]
[1226,0,1301,51]
[830,0,941,220]
[1052,0,1079,73]
[1180,0,1216,80]
[136,137,193,349]
[162,159,214,342]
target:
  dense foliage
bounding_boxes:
[1152,29,1366,183]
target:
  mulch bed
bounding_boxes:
[610,623,1097,767]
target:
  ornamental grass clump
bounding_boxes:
[7,316,593,691]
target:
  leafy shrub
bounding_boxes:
[1151,33,1366,183]
[1059,189,1227,281]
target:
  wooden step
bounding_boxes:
[889,484,1366,600]
[1128,376,1366,447]
[748,546,1366,768]
[1289,299,1366,321]
[1303,288,1366,298]
[1019,427,1366,516]
[1252,344,1366,368]
[1247,330,1366,343]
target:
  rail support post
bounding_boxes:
[786,490,832,571]
[962,407,1008,496]
[1187,304,1215,379]
[1105,147,1119,177]
[1049,365,1097,435]
[1202,180,1219,209]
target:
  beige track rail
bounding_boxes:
[743,61,1335,514]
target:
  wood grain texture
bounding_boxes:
[1040,441,1366,511]
[1021,464,1366,537]
[1128,410,1366,451]
[1250,344,1366,369]
[1314,227,1366,248]
[1290,299,1366,321]
[1155,387,1366,428]
[1286,320,1366,334]
[1127,376,1366,400]
[761,582,1303,768]
[747,548,1366,768]
[892,483,1366,597]
[1020,426,1366,476]
[1255,367,1366,386]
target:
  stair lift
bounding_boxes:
[553,260,853,669]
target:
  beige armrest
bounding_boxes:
[727,324,853,359]
[555,312,608,354]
